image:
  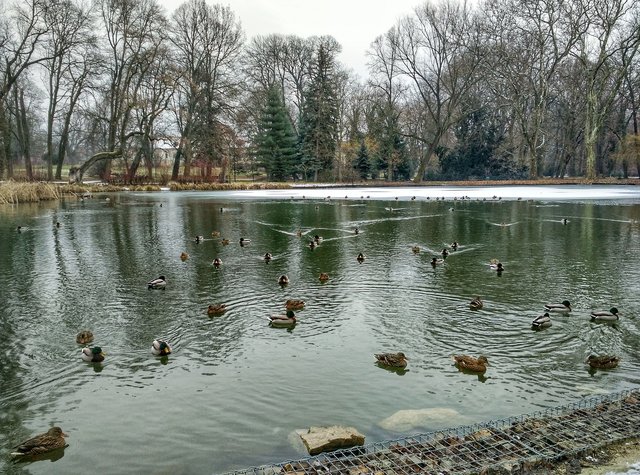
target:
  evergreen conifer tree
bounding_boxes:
[254,85,298,181]
[353,140,371,179]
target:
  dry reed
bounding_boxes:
[0,181,60,204]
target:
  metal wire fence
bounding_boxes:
[222,389,640,474]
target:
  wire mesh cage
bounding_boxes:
[223,389,640,475]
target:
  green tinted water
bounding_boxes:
[1,187,639,474]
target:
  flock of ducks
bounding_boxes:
[10,203,626,459]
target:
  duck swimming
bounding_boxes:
[586,355,620,369]
[412,246,420,253]
[212,258,222,267]
[76,330,94,345]
[489,262,504,272]
[195,235,204,243]
[264,252,272,262]
[453,355,489,373]
[375,352,408,368]
[469,296,483,310]
[319,272,329,281]
[531,312,552,329]
[431,257,444,266]
[240,237,251,246]
[207,303,227,316]
[81,346,105,362]
[180,252,189,261]
[151,339,172,356]
[278,275,289,285]
[357,252,365,262]
[221,238,230,245]
[590,307,620,322]
[268,310,297,327]
[451,241,459,251]
[441,248,449,258]
[11,427,68,457]
[286,299,305,310]
[147,275,166,289]
[544,300,571,313]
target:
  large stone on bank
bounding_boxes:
[298,425,365,455]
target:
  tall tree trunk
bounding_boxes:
[0,102,10,179]
[14,88,33,181]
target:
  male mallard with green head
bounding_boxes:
[151,339,172,356]
[590,307,620,322]
[147,275,166,290]
[453,355,489,373]
[531,312,552,329]
[268,310,297,327]
[81,346,105,363]
[375,352,408,368]
[278,275,289,285]
[544,300,571,313]
[11,427,68,457]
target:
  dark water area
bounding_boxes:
[0,186,639,474]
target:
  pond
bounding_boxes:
[1,185,639,474]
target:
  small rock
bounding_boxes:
[298,425,365,456]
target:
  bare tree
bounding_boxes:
[169,0,243,181]
[390,0,484,182]
[575,0,640,179]
[70,0,167,183]
[0,0,50,178]
[41,0,95,180]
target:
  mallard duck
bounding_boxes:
[309,240,317,249]
[76,330,94,345]
[147,275,166,289]
[180,252,189,261]
[319,272,329,281]
[207,303,227,316]
[151,339,172,356]
[81,346,105,362]
[212,258,222,267]
[590,307,620,322]
[469,296,483,310]
[453,355,489,373]
[264,252,272,261]
[11,427,68,457]
[544,300,571,313]
[354,228,359,234]
[211,231,221,237]
[411,246,420,254]
[296,229,302,237]
[17,225,22,232]
[441,248,449,258]
[375,352,408,368]
[286,299,305,310]
[314,235,323,243]
[531,312,552,329]
[489,262,504,271]
[431,257,444,266]
[195,235,204,243]
[268,310,297,327]
[586,355,620,369]
[278,275,289,285]
[221,238,230,245]
[357,252,365,262]
[239,237,250,246]
[451,241,459,250]
[562,218,569,225]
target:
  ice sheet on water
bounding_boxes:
[605,461,640,475]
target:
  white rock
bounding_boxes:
[378,407,463,432]
[297,425,365,456]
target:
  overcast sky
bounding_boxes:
[161,0,421,77]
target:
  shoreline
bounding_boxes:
[1,178,638,205]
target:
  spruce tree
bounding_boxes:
[298,40,340,181]
[353,140,371,179]
[254,86,298,181]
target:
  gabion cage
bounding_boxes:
[222,389,640,474]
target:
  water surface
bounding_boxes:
[1,185,639,474]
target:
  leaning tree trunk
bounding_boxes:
[70,149,123,183]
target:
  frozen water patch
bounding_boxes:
[605,461,640,474]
